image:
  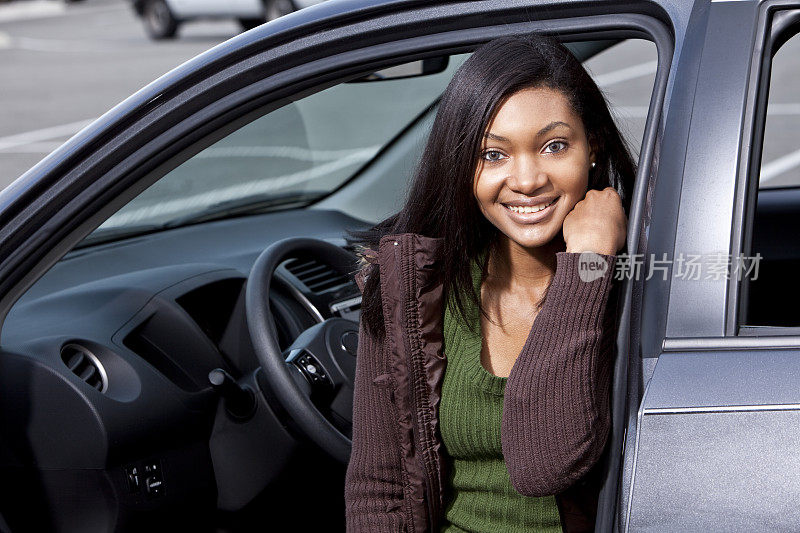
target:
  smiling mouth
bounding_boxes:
[502,197,559,214]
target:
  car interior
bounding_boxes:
[0,37,658,532]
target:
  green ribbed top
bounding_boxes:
[438,258,562,533]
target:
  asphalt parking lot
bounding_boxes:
[1,0,799,192]
[0,0,238,188]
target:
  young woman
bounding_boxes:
[344,33,634,533]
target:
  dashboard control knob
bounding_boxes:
[208,368,256,421]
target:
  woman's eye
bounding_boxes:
[482,150,506,162]
[544,141,567,153]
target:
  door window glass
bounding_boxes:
[87,55,469,242]
[742,23,800,328]
[79,39,657,249]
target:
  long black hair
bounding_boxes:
[346,33,636,342]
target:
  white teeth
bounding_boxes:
[504,198,557,214]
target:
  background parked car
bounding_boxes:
[133,0,324,39]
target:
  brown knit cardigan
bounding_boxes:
[344,233,618,532]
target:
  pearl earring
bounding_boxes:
[590,161,596,169]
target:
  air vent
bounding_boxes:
[284,257,350,293]
[61,343,108,393]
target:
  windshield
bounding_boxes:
[84,55,470,245]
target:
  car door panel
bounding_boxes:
[627,347,800,530]
[629,408,800,530]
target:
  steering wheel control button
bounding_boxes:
[286,349,333,389]
[125,465,141,494]
[340,331,358,356]
[146,477,163,497]
[209,368,257,421]
[123,460,164,498]
[143,461,164,498]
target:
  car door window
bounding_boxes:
[758,34,800,190]
[582,39,656,161]
[741,18,800,329]
[87,55,470,239]
[80,39,657,249]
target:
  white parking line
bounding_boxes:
[594,60,658,87]
[0,0,122,24]
[765,103,800,115]
[0,141,65,154]
[761,150,800,184]
[0,119,94,151]
[12,36,111,53]
[4,34,143,53]
[0,0,64,23]
[759,104,800,184]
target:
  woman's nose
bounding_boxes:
[507,157,549,192]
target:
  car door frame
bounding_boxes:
[0,0,682,530]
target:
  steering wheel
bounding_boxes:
[245,237,359,464]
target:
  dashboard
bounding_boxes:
[0,208,366,531]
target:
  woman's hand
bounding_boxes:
[562,187,627,255]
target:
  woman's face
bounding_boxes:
[473,87,595,252]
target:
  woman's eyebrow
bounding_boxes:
[537,121,571,136]
[483,132,509,142]
[484,122,572,142]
